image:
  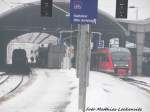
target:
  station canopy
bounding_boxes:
[0,0,128,44]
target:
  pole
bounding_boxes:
[76,25,81,78]
[59,32,62,44]
[77,24,90,112]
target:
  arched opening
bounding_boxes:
[7,32,58,67]
[0,1,128,68]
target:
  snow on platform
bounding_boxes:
[0,69,149,112]
[66,71,150,112]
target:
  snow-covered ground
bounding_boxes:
[0,69,149,112]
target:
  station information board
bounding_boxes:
[70,0,98,24]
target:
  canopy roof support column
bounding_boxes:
[128,23,147,76]
[136,32,145,75]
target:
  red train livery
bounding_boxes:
[91,47,132,76]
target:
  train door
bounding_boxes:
[99,53,110,72]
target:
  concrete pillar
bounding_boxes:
[127,21,150,76]
[136,32,145,76]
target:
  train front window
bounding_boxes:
[99,56,109,62]
[112,52,129,64]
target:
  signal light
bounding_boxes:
[41,0,53,17]
[116,0,128,18]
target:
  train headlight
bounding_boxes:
[114,64,117,67]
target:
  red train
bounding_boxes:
[91,47,132,76]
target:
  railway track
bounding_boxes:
[121,77,150,94]
[102,72,150,92]
[0,73,28,99]
[0,73,9,85]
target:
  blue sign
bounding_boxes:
[70,0,98,24]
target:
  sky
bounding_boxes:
[0,0,150,20]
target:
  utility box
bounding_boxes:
[47,44,66,68]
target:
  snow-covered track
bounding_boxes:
[7,75,23,94]
[0,73,10,85]
[0,74,24,98]
[121,77,150,94]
